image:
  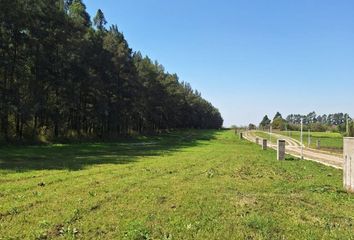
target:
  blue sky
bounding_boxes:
[85,0,354,127]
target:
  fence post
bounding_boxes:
[262,139,267,150]
[317,140,321,149]
[277,139,286,160]
[256,138,259,145]
[344,138,354,192]
[239,132,243,139]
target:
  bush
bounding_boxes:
[272,118,286,130]
[248,123,256,130]
[287,123,300,131]
[309,123,326,132]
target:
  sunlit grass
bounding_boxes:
[0,130,353,239]
[254,131,284,145]
[278,131,343,152]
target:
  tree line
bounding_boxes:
[285,112,350,126]
[0,0,223,142]
[258,112,353,135]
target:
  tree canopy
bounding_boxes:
[273,112,282,120]
[259,115,271,128]
[0,0,223,142]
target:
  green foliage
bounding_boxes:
[271,111,286,130]
[309,122,327,132]
[123,222,151,240]
[286,112,351,126]
[273,112,282,120]
[68,0,91,27]
[271,117,286,130]
[262,112,352,133]
[259,115,271,128]
[93,9,107,30]
[0,1,223,142]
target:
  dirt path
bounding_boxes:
[244,131,343,169]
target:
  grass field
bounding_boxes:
[1,130,353,239]
[253,131,284,145]
[278,131,343,152]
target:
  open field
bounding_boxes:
[1,130,354,239]
[253,131,276,144]
[254,130,343,154]
[253,131,287,145]
[245,131,343,169]
[277,131,343,153]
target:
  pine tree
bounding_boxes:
[93,9,107,31]
[273,112,282,120]
[0,0,223,142]
[260,115,271,128]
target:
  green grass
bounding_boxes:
[1,130,353,239]
[254,131,283,145]
[278,131,343,152]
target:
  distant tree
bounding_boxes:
[306,111,317,124]
[287,123,300,131]
[248,123,256,130]
[272,118,286,130]
[316,115,323,123]
[310,122,326,132]
[273,112,282,120]
[259,115,271,128]
[285,112,351,133]
[271,112,286,130]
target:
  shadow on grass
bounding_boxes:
[0,130,220,172]
[284,156,301,161]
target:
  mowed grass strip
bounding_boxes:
[0,130,353,239]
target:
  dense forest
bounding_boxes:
[0,0,223,142]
